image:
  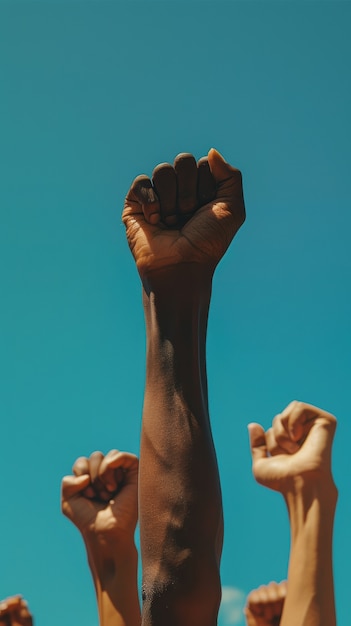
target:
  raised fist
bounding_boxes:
[0,596,33,626]
[248,401,337,493]
[122,149,245,280]
[244,581,287,626]
[61,449,138,541]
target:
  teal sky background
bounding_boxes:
[1,1,350,624]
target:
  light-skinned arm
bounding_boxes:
[123,149,245,626]
[248,401,337,626]
[61,449,141,626]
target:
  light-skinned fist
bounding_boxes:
[248,401,337,493]
[244,581,287,626]
[61,449,138,542]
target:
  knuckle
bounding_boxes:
[325,412,337,430]
[289,399,301,411]
[234,168,243,183]
[90,450,103,461]
[272,413,281,428]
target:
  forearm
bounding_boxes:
[281,478,337,626]
[140,265,223,626]
[85,535,140,626]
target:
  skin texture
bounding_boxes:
[61,450,141,626]
[248,401,337,626]
[0,596,32,626]
[123,149,245,626]
[244,581,287,626]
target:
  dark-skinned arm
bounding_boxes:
[123,149,245,626]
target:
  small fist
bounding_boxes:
[248,401,337,493]
[244,581,287,626]
[0,596,33,626]
[61,449,139,540]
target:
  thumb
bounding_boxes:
[207,148,241,184]
[248,423,268,464]
[61,474,90,500]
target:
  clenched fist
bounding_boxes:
[61,449,138,541]
[0,596,32,626]
[122,149,245,281]
[248,401,337,493]
[244,581,287,626]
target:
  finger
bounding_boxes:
[207,148,245,224]
[281,400,336,445]
[265,581,281,602]
[248,423,268,464]
[61,474,90,500]
[0,597,22,611]
[97,450,125,493]
[246,588,262,609]
[97,449,120,492]
[152,163,177,225]
[86,451,109,499]
[277,580,288,599]
[197,157,216,206]
[207,148,240,184]
[72,456,89,476]
[261,582,280,620]
[126,175,160,225]
[99,450,139,472]
[100,452,139,495]
[265,428,277,456]
[265,427,290,457]
[88,451,104,483]
[174,153,198,215]
[13,603,33,626]
[0,600,9,614]
[271,415,299,454]
[99,466,119,493]
[280,401,316,443]
[250,588,275,621]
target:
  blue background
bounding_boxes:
[1,1,350,624]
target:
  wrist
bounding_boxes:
[142,263,212,340]
[284,476,337,538]
[142,262,213,299]
[84,531,138,582]
[85,536,141,626]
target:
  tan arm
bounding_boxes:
[249,401,337,626]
